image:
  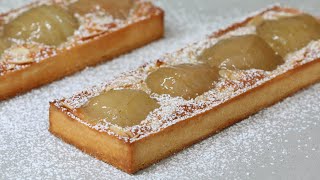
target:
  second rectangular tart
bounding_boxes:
[49,6,320,174]
[0,0,164,100]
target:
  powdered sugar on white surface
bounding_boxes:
[0,0,320,179]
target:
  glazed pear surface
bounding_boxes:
[3,5,79,46]
[80,89,159,127]
[198,35,284,71]
[257,14,320,57]
[146,64,220,99]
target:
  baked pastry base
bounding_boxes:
[49,58,320,173]
[49,6,320,174]
[0,7,164,100]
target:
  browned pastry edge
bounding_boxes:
[49,58,320,174]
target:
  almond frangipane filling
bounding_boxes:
[0,0,160,74]
[56,9,320,142]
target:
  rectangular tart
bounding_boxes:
[0,0,164,100]
[49,6,320,174]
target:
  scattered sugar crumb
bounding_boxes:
[0,0,319,180]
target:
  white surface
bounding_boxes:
[0,0,320,179]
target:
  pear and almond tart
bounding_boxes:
[0,0,164,100]
[49,6,320,173]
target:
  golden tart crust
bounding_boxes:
[49,6,320,174]
[0,0,164,99]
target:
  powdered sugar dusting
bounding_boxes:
[54,9,320,143]
[1,1,320,179]
[0,0,162,75]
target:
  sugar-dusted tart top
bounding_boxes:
[54,6,320,143]
[0,0,162,75]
